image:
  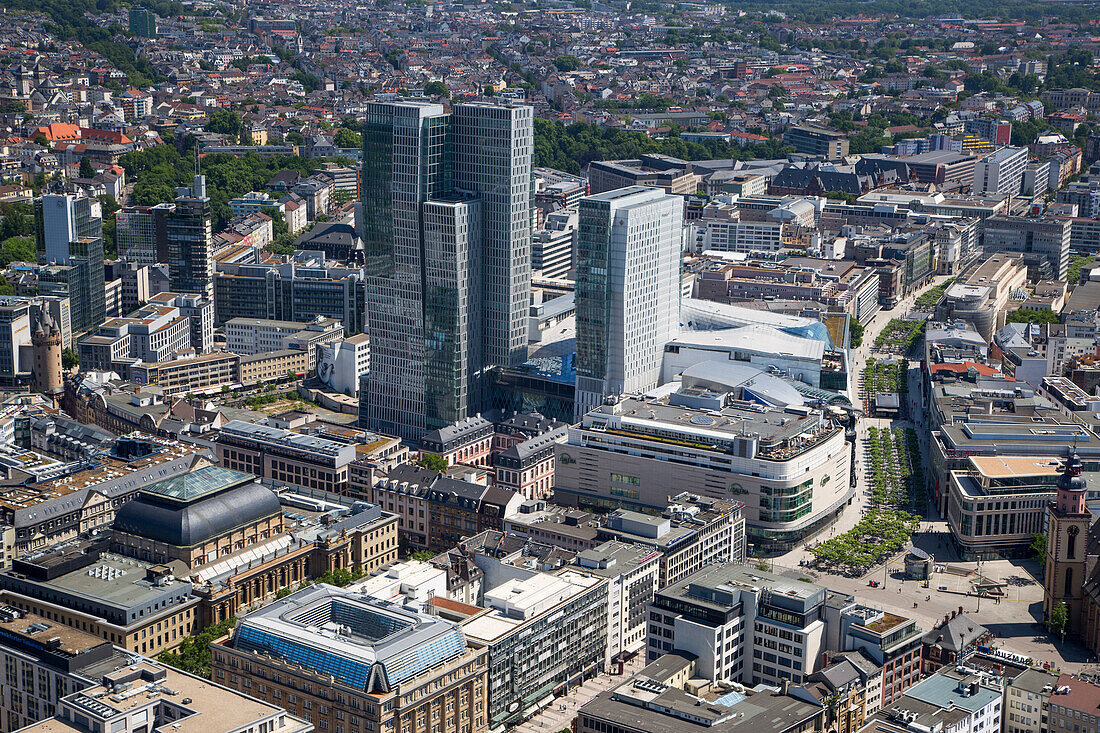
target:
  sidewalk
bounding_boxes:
[510,655,647,733]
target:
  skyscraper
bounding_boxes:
[116,202,174,265]
[360,100,532,441]
[574,186,683,418]
[167,175,214,301]
[35,193,105,332]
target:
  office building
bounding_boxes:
[34,193,105,332]
[648,564,922,702]
[0,544,203,657]
[0,433,207,561]
[367,465,523,551]
[532,209,576,279]
[587,157,700,195]
[360,100,533,441]
[869,666,1002,733]
[452,569,607,729]
[577,654,823,733]
[947,456,1063,560]
[115,203,173,265]
[0,605,130,732]
[973,146,1028,198]
[1004,667,1059,733]
[77,300,189,371]
[212,585,489,733]
[784,125,850,159]
[596,497,746,586]
[167,175,215,301]
[574,187,682,418]
[127,7,158,36]
[315,333,370,397]
[216,420,357,495]
[0,297,77,385]
[575,541,660,663]
[982,216,1071,281]
[20,660,312,733]
[214,257,365,331]
[226,316,343,363]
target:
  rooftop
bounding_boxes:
[21,662,311,733]
[232,584,469,691]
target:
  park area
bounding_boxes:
[809,427,924,575]
[863,358,909,394]
[873,319,925,355]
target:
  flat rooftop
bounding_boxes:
[968,455,1062,479]
[581,676,820,733]
[21,663,311,733]
[0,606,109,657]
[20,553,192,609]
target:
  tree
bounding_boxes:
[1030,533,1047,565]
[553,55,580,72]
[1006,309,1060,325]
[78,157,95,179]
[286,130,306,145]
[850,320,864,349]
[0,203,33,241]
[418,453,448,472]
[1049,600,1068,641]
[62,348,78,370]
[423,80,449,98]
[333,128,361,149]
[0,236,35,266]
[410,550,436,562]
[32,133,49,147]
[157,617,236,677]
[205,109,242,136]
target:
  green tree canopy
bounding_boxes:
[423,80,449,98]
[205,109,242,136]
[333,128,361,149]
[553,55,581,72]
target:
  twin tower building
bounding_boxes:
[358,100,684,441]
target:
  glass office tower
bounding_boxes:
[360,100,532,441]
[35,193,105,332]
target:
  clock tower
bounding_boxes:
[1044,451,1091,634]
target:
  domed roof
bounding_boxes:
[113,466,282,548]
[1058,451,1087,494]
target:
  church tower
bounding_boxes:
[1044,451,1091,634]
